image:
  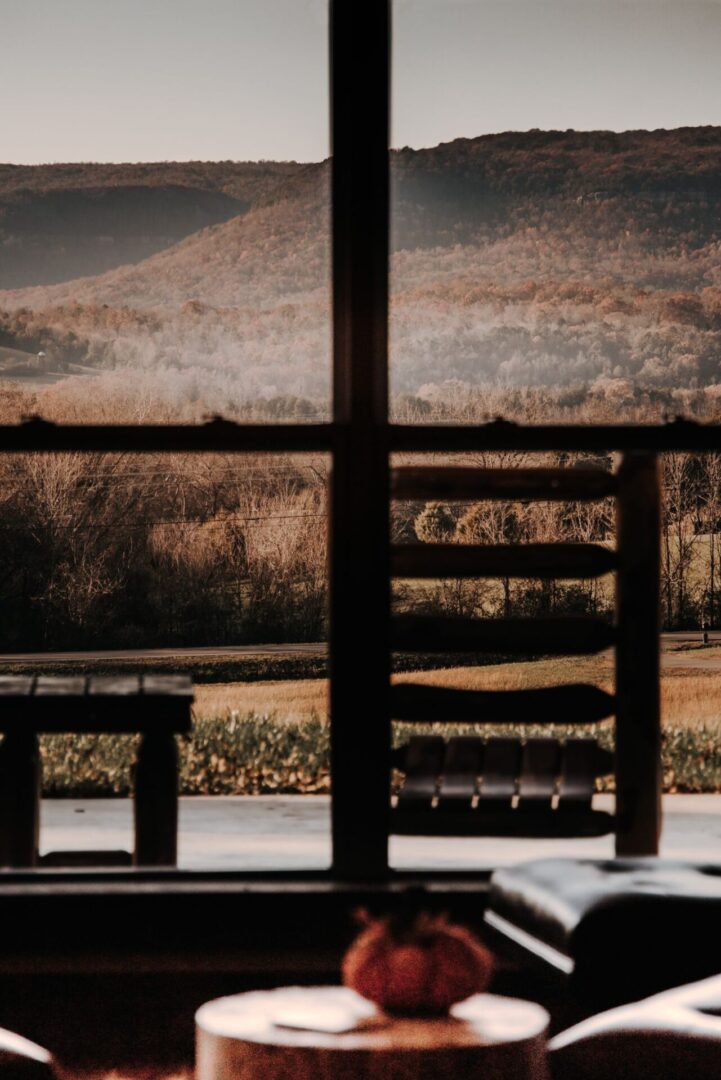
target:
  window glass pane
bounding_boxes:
[0,450,330,870]
[0,1,331,872]
[391,0,721,424]
[1,0,330,423]
[390,2,721,872]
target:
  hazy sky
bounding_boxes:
[4,0,721,164]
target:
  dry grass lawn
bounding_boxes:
[193,653,721,730]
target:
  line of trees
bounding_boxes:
[0,451,327,650]
[1,445,719,651]
[0,383,718,649]
[402,449,721,631]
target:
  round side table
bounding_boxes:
[196,985,550,1080]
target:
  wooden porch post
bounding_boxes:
[615,451,662,855]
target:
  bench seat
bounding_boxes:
[392,735,615,838]
[486,858,721,1007]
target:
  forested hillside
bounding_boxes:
[0,160,306,288]
[3,128,721,415]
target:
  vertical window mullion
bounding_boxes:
[329,0,392,878]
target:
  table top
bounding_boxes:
[195,985,549,1053]
[0,674,193,733]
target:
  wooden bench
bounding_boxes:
[0,674,193,868]
[392,733,614,837]
[390,453,661,853]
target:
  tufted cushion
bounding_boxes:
[549,973,721,1080]
[486,859,721,1002]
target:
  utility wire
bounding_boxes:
[0,512,326,532]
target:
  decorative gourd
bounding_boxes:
[342,909,494,1017]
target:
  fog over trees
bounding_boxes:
[3,128,721,416]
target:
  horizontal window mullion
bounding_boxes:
[0,421,337,454]
[390,422,721,454]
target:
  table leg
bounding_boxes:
[134,732,178,866]
[0,730,40,867]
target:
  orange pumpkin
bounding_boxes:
[342,909,494,1016]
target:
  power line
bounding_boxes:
[0,468,328,487]
[0,512,326,532]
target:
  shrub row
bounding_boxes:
[37,714,721,797]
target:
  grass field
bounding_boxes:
[193,653,721,730]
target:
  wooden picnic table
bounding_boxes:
[0,674,193,868]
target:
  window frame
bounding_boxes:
[2,0,721,888]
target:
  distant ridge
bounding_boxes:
[0,160,329,309]
[4,128,721,403]
[0,160,309,289]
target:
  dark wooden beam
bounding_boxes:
[614,452,662,856]
[0,418,334,454]
[390,418,721,453]
[390,683,616,724]
[329,0,391,878]
[0,418,720,456]
[392,543,617,580]
[392,467,618,501]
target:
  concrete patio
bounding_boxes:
[36,793,721,872]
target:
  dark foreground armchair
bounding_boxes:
[550,973,721,1080]
[485,857,721,1009]
[0,1028,52,1080]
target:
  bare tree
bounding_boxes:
[698,453,721,629]
[662,453,698,627]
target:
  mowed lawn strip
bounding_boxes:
[193,653,721,730]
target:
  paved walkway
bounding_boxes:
[38,794,721,872]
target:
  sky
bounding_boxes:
[3,0,721,164]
